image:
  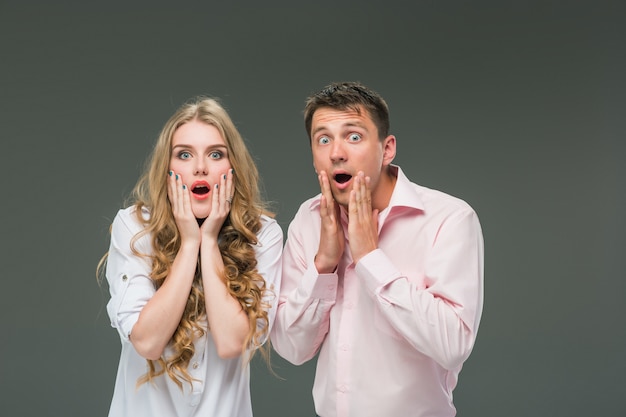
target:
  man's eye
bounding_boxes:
[348,133,361,142]
[209,151,222,159]
[179,151,191,159]
[318,136,330,145]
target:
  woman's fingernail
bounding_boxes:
[182,185,186,190]
[169,171,173,176]
[223,174,226,179]
[175,174,179,180]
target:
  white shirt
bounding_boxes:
[105,206,283,417]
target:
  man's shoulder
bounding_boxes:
[392,165,475,215]
[297,193,323,213]
[286,194,322,228]
[410,181,477,217]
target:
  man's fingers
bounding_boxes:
[319,171,338,221]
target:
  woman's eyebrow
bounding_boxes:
[172,144,228,151]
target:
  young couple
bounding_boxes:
[100,82,484,417]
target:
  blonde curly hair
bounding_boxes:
[101,97,272,388]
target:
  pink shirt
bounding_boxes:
[271,166,484,417]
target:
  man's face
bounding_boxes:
[310,106,395,209]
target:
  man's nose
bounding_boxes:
[330,140,347,162]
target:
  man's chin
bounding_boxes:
[331,194,349,208]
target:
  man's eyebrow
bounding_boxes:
[311,126,327,136]
[344,121,367,129]
[311,121,366,136]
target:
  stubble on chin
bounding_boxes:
[331,190,349,208]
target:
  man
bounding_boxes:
[270,82,484,417]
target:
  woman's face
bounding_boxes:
[169,120,232,219]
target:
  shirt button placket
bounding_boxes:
[337,264,356,414]
[188,350,205,406]
[189,370,203,406]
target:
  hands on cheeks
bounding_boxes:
[315,171,379,273]
[347,172,379,264]
[201,169,235,242]
[168,171,202,246]
[315,171,345,273]
[167,169,234,246]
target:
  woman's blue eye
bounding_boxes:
[318,136,330,145]
[348,133,361,142]
[179,151,191,159]
[209,151,222,159]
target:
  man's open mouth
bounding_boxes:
[334,173,352,184]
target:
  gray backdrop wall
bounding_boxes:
[1,1,624,416]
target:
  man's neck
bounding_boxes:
[372,165,398,212]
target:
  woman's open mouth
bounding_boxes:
[191,181,211,200]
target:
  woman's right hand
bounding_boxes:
[167,171,201,246]
[130,171,202,360]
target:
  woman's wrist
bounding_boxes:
[179,237,201,252]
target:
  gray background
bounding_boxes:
[1,1,624,416]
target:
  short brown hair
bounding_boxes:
[304,81,390,141]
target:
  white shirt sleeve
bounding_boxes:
[253,215,284,346]
[105,207,155,342]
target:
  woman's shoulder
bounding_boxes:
[112,205,151,235]
[259,213,280,231]
[258,214,283,244]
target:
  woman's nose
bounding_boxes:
[194,159,208,175]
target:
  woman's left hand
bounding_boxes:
[200,169,234,241]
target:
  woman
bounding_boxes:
[99,97,282,417]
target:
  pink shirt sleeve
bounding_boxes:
[270,201,339,365]
[356,208,484,370]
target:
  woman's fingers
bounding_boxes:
[168,171,183,214]
[217,169,235,215]
[225,169,234,206]
[220,172,227,208]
